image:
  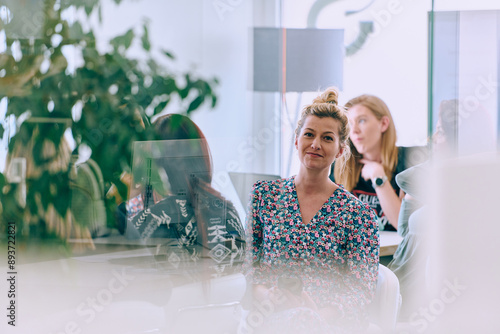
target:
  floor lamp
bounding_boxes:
[253,27,344,175]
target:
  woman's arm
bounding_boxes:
[373,178,402,229]
[359,159,402,229]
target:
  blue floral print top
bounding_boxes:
[245,176,379,327]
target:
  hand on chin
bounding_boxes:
[359,159,384,181]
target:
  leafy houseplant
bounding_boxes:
[0,0,218,248]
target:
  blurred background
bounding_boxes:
[0,0,499,333]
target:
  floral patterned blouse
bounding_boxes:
[245,176,379,329]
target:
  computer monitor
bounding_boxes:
[126,139,213,240]
[228,171,281,213]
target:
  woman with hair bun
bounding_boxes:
[333,95,403,231]
[244,87,379,333]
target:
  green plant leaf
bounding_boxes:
[84,2,95,16]
[178,74,191,99]
[0,1,219,239]
[154,99,169,115]
[163,77,177,92]
[38,173,52,212]
[187,95,205,114]
[141,24,151,51]
[54,190,70,219]
[0,186,23,223]
[0,172,5,190]
[162,50,175,60]
[147,59,159,73]
[110,29,135,52]
[68,21,85,41]
[98,4,103,23]
[53,171,71,220]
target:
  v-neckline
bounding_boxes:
[291,176,340,225]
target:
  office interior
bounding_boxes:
[0,0,499,333]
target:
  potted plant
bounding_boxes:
[0,0,218,251]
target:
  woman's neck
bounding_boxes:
[362,147,382,162]
[295,168,334,194]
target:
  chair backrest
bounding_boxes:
[70,157,107,237]
[400,145,429,170]
[228,172,280,212]
[368,264,401,331]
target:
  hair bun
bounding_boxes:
[312,87,339,105]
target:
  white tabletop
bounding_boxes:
[379,231,403,257]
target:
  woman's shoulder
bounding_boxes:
[333,185,356,202]
[251,176,292,194]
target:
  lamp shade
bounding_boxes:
[253,28,344,92]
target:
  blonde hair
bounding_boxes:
[334,94,398,191]
[295,87,351,175]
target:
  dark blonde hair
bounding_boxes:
[334,94,398,191]
[153,113,213,183]
[152,114,234,251]
[295,87,351,175]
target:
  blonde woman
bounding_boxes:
[245,88,379,333]
[333,95,404,231]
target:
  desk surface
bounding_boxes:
[379,231,403,257]
[76,230,404,258]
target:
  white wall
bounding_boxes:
[97,0,204,70]
[285,0,431,146]
[434,0,500,11]
[93,0,260,190]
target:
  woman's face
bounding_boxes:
[295,115,343,172]
[347,104,388,156]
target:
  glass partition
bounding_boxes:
[427,1,500,333]
[430,1,500,156]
